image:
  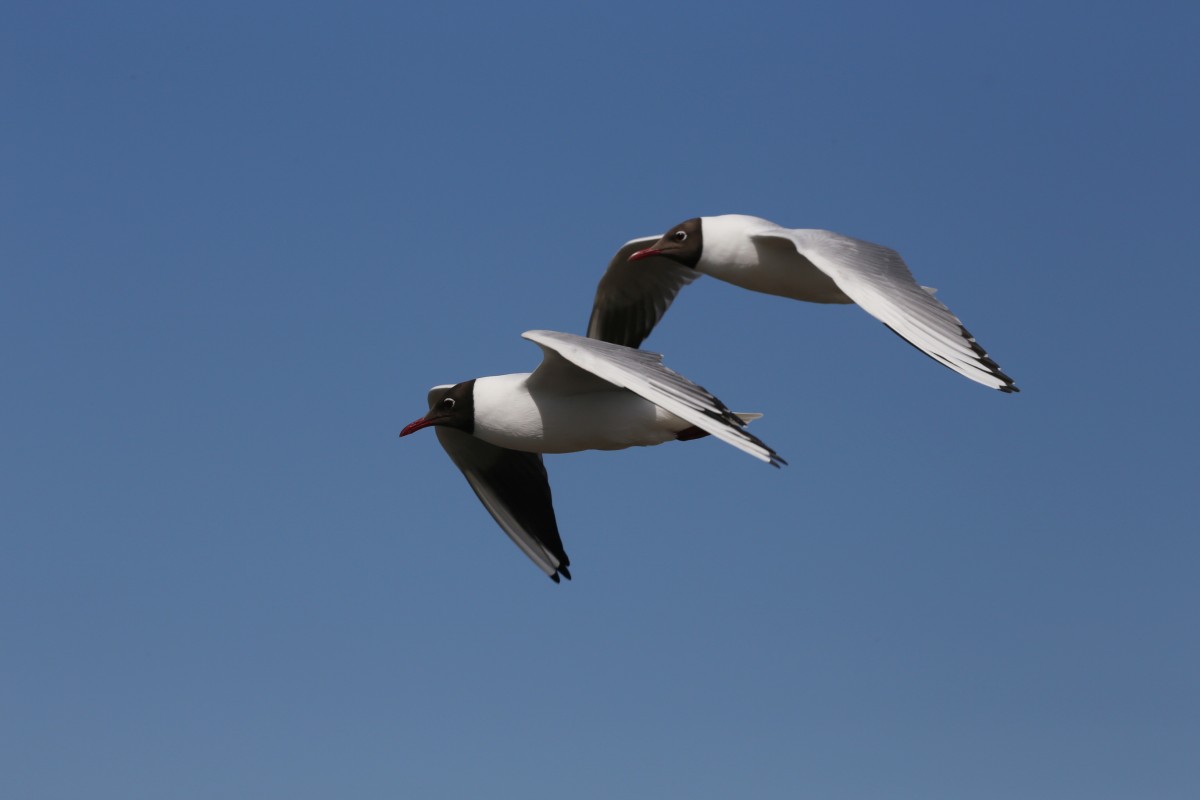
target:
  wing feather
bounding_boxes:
[433,422,570,583]
[523,331,785,467]
[587,237,701,348]
[754,229,1019,392]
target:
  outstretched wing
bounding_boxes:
[427,387,570,583]
[523,331,785,467]
[587,236,701,348]
[753,228,1019,392]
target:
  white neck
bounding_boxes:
[472,373,541,442]
[696,214,776,276]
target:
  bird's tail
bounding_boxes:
[734,412,763,425]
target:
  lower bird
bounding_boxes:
[588,214,1018,392]
[399,329,784,583]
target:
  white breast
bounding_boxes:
[471,374,688,454]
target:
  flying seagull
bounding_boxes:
[588,214,1018,392]
[399,330,784,583]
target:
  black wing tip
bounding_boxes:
[959,325,1020,392]
[548,565,572,583]
[691,403,787,468]
[882,322,1019,392]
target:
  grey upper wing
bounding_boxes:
[755,229,1019,392]
[586,236,701,348]
[427,382,569,583]
[523,330,785,467]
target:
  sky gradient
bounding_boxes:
[3,2,1198,798]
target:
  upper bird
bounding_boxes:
[588,214,1018,393]
[399,330,784,583]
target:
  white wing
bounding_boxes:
[587,236,701,348]
[523,331,785,467]
[426,386,570,583]
[754,228,1018,392]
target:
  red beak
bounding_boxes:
[399,417,436,437]
[628,247,662,262]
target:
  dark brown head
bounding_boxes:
[628,217,703,268]
[399,380,476,437]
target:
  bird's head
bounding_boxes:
[628,217,703,268]
[400,380,476,437]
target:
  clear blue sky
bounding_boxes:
[4,2,1198,798]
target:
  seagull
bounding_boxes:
[399,329,784,583]
[588,214,1018,392]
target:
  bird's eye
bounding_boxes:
[673,230,688,242]
[441,397,455,410]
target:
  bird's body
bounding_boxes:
[589,214,1018,392]
[470,372,691,453]
[694,215,853,304]
[399,330,783,583]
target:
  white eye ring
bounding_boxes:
[673,230,687,242]
[441,397,455,409]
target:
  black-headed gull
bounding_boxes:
[400,330,784,583]
[588,214,1018,392]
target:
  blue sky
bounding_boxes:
[3,2,1198,798]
